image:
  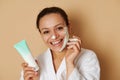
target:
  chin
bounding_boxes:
[50,48,61,53]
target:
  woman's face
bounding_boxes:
[39,13,69,52]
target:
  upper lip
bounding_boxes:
[50,39,62,45]
[51,40,60,45]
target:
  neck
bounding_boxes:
[51,49,67,73]
[51,49,67,60]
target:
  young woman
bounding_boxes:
[20,7,100,80]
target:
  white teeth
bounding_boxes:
[52,40,61,45]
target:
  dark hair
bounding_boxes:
[36,7,69,31]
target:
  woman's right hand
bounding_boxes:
[22,62,39,80]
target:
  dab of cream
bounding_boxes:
[59,27,69,52]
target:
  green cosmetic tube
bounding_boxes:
[14,40,39,71]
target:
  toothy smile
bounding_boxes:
[50,39,63,46]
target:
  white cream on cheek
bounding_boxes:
[59,27,69,52]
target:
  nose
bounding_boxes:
[51,35,56,39]
[51,30,58,40]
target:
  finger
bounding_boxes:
[34,71,39,76]
[69,38,81,46]
[24,71,38,76]
[72,36,82,44]
[24,66,35,71]
[69,38,78,42]
[24,72,35,80]
[24,71,38,80]
[72,35,79,39]
[67,41,80,50]
[67,45,80,58]
[24,67,35,78]
[67,43,80,52]
[24,70,35,77]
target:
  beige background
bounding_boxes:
[0,0,120,80]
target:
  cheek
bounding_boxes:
[61,31,67,38]
[42,35,49,43]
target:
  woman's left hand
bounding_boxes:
[65,36,81,79]
[65,36,81,64]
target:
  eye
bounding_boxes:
[42,30,50,34]
[57,26,64,31]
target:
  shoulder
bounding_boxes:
[80,48,97,58]
[35,48,51,66]
[75,48,99,65]
[74,48,100,79]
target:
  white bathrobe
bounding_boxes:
[20,48,100,80]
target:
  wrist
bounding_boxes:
[66,62,75,79]
[66,63,74,69]
[66,60,74,65]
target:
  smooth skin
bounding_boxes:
[22,13,81,80]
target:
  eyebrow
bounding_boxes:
[40,23,65,31]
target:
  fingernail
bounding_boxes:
[69,38,78,42]
[35,72,38,75]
